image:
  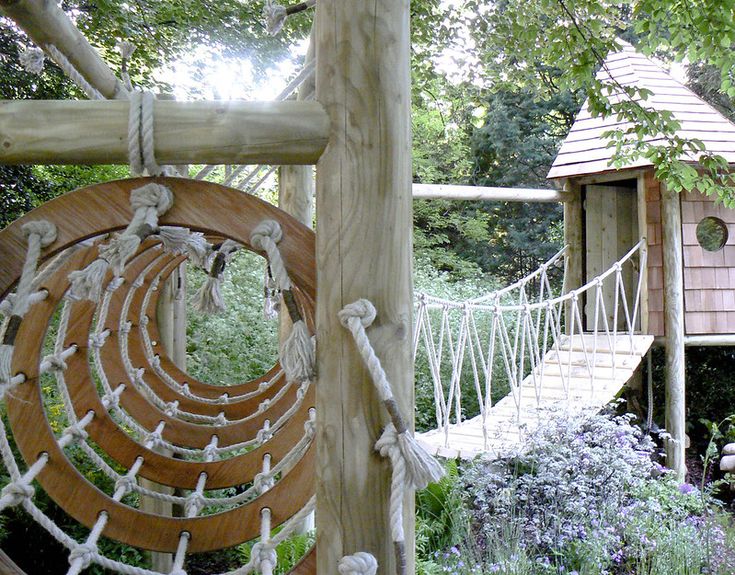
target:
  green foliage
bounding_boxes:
[186,250,279,385]
[457,0,735,202]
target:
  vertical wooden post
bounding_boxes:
[142,267,187,571]
[315,1,413,573]
[563,180,583,332]
[661,184,686,480]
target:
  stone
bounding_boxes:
[720,454,735,472]
[722,443,735,456]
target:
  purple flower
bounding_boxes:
[450,546,460,556]
[678,483,696,495]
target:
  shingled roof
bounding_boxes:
[548,42,735,180]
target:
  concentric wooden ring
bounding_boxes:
[0,178,316,555]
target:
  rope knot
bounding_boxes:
[256,426,273,444]
[251,220,283,250]
[120,321,132,334]
[115,475,137,496]
[263,1,287,35]
[251,541,277,571]
[42,353,67,372]
[106,276,125,292]
[203,442,219,461]
[338,552,378,575]
[215,412,227,426]
[1,480,34,506]
[62,422,89,444]
[147,429,163,449]
[151,355,161,369]
[338,299,377,329]
[19,46,45,74]
[69,543,97,569]
[22,220,57,247]
[185,492,206,516]
[89,331,110,348]
[130,183,173,216]
[253,471,274,494]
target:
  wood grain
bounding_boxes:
[315,1,414,572]
[661,184,687,480]
[0,100,329,166]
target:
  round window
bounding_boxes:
[696,216,729,252]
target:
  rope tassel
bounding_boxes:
[68,183,173,301]
[339,299,445,575]
[192,240,240,314]
[251,220,315,382]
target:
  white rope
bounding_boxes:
[0,220,57,386]
[44,44,104,100]
[19,46,45,74]
[338,553,378,575]
[251,220,315,383]
[339,299,445,575]
[68,184,173,301]
[128,90,170,177]
[192,240,241,314]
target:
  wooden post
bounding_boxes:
[141,270,187,571]
[315,1,413,573]
[563,179,583,332]
[661,183,686,480]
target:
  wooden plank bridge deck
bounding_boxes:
[417,333,654,460]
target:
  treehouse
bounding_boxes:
[548,42,735,475]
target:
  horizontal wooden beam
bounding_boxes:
[1,0,128,100]
[0,100,330,165]
[412,183,570,202]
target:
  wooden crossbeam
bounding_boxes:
[413,183,571,202]
[0,100,329,165]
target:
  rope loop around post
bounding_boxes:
[338,552,378,575]
[340,299,445,575]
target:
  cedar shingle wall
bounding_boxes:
[645,173,665,336]
[681,188,735,334]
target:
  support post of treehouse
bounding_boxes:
[315,0,414,572]
[563,180,583,331]
[661,184,686,480]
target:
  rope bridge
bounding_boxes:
[414,239,654,459]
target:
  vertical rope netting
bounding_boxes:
[0,220,57,387]
[192,239,241,314]
[67,184,173,301]
[339,299,445,575]
[251,220,315,383]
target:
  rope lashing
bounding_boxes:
[192,239,240,314]
[128,90,168,177]
[263,0,316,35]
[0,220,57,386]
[19,46,45,74]
[68,183,173,301]
[251,220,315,383]
[338,553,379,575]
[339,299,445,575]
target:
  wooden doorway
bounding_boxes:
[584,180,639,331]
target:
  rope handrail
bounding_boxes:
[417,245,568,309]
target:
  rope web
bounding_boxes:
[0,182,316,574]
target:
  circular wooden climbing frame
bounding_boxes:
[0,178,317,573]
